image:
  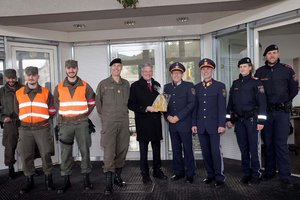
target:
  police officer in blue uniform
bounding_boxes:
[192,58,226,187]
[226,57,267,184]
[164,62,196,183]
[255,45,298,188]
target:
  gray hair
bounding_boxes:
[141,63,153,71]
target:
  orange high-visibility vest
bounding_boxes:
[16,86,50,124]
[58,80,89,117]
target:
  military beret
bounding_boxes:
[65,59,78,68]
[169,62,185,73]
[110,58,122,66]
[238,57,252,67]
[25,66,38,75]
[263,44,279,56]
[4,69,17,78]
[199,58,216,69]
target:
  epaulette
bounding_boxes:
[251,76,258,80]
[283,63,293,69]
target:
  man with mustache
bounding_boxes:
[54,60,95,193]
[255,45,298,188]
[0,69,21,179]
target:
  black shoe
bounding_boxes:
[214,181,225,188]
[114,168,126,187]
[57,175,71,194]
[240,176,251,184]
[83,173,93,190]
[281,179,294,189]
[203,177,214,184]
[20,176,34,194]
[153,169,168,180]
[45,174,55,191]
[142,176,152,184]
[8,166,15,180]
[185,176,194,184]
[170,174,184,181]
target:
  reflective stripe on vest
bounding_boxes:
[16,86,50,123]
[58,80,88,117]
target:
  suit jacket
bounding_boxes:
[164,81,195,133]
[192,79,226,134]
[128,77,163,142]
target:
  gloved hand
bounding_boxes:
[88,118,96,134]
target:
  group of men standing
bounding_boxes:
[0,43,297,196]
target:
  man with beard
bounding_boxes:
[255,45,298,188]
[0,69,21,179]
[15,66,56,194]
[96,58,130,195]
[54,60,95,193]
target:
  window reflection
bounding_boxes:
[112,44,156,152]
[16,51,51,90]
[165,40,201,151]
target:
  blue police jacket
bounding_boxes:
[226,73,267,124]
[254,59,298,104]
[164,81,195,132]
[192,79,226,134]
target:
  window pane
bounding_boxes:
[165,39,201,151]
[0,60,3,85]
[216,31,247,89]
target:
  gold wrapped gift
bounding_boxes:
[152,93,169,112]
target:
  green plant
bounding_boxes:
[117,0,139,8]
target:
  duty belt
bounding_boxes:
[234,110,256,120]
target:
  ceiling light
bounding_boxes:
[176,17,189,23]
[73,24,86,29]
[124,20,136,26]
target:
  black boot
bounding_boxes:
[104,172,113,195]
[83,173,93,190]
[20,175,34,194]
[8,165,15,179]
[114,168,126,187]
[57,175,71,194]
[45,174,55,191]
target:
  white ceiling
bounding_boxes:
[0,0,284,32]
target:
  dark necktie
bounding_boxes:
[148,82,152,92]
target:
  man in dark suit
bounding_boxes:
[128,63,167,184]
[164,62,196,183]
[192,58,226,187]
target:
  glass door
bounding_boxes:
[110,42,166,160]
[7,42,59,169]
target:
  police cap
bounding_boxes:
[65,59,78,68]
[25,66,38,75]
[4,69,17,78]
[199,58,215,69]
[169,62,185,73]
[110,58,122,66]
[263,44,279,56]
[238,57,252,67]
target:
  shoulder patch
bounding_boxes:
[222,89,227,97]
[293,74,298,81]
[258,85,265,94]
[284,63,294,69]
[191,88,196,96]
